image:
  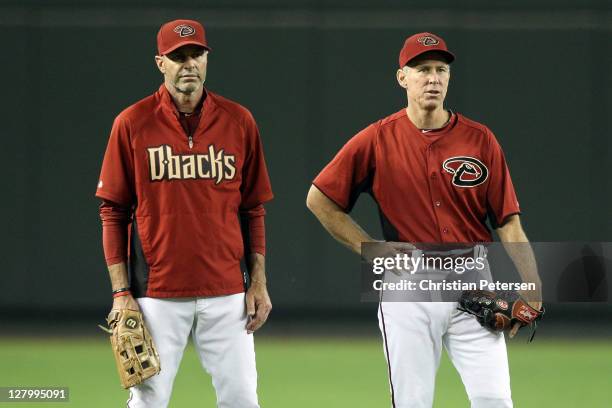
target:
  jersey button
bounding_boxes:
[430,173,437,180]
[435,201,441,207]
[442,227,449,234]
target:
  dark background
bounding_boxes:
[2,0,612,330]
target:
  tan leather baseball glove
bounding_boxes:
[99,309,161,389]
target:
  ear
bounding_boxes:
[396,67,409,89]
[154,55,165,74]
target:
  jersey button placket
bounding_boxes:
[428,145,442,209]
[426,143,444,237]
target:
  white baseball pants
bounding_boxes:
[127,293,259,408]
[378,301,512,408]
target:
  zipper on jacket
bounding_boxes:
[180,103,204,149]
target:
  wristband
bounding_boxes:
[113,290,131,298]
[112,287,130,295]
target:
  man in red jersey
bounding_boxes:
[96,19,273,407]
[307,33,541,408]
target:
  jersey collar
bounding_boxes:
[157,83,212,119]
[403,108,458,140]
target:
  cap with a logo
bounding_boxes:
[157,19,211,55]
[398,32,454,67]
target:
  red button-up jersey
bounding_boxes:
[96,85,273,298]
[313,109,519,243]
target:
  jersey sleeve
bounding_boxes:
[240,113,273,210]
[95,115,136,207]
[485,129,521,228]
[312,123,377,212]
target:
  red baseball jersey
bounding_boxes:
[313,110,520,243]
[96,85,273,298]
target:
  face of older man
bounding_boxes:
[156,45,208,95]
[397,52,451,112]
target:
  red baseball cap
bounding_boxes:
[398,32,454,67]
[157,19,211,55]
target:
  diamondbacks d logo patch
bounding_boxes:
[442,156,488,187]
[174,24,195,37]
[418,36,440,46]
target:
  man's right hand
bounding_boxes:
[98,293,141,335]
[111,293,140,311]
[362,241,419,276]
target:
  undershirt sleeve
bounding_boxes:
[239,204,266,256]
[99,199,131,266]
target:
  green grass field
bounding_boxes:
[1,337,610,407]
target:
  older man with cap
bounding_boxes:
[307,32,541,407]
[96,19,273,407]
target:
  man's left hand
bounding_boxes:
[245,280,272,334]
[509,300,543,338]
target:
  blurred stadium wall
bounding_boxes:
[1,0,611,331]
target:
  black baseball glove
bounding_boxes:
[457,290,544,342]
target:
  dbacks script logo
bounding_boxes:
[147,144,236,184]
[442,156,488,187]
